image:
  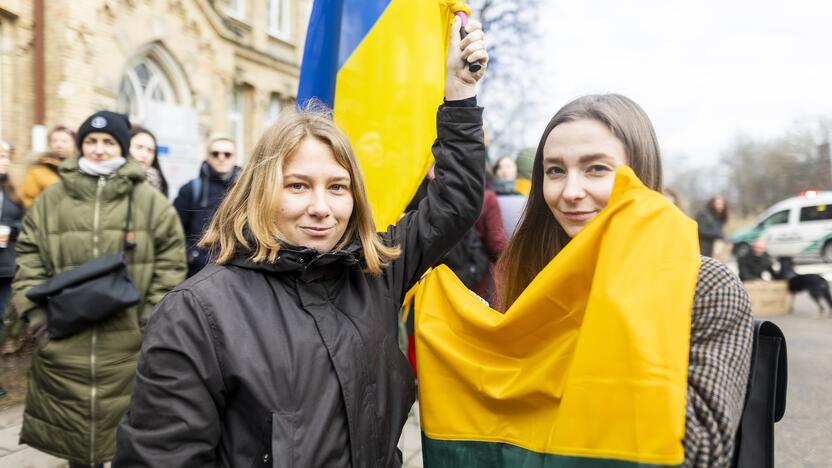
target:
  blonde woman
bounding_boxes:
[115,18,488,467]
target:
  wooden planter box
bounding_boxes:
[743,280,792,317]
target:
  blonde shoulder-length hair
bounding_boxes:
[199,106,401,274]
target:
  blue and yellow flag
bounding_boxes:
[415,166,701,467]
[297,0,471,228]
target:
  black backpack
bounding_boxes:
[732,320,788,468]
[439,228,491,290]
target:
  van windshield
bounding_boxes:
[761,210,789,227]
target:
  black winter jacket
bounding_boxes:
[696,210,725,257]
[114,104,485,467]
[173,162,241,277]
[0,187,24,277]
[737,251,775,281]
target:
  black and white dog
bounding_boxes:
[777,257,832,318]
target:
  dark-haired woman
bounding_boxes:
[495,94,752,467]
[129,126,169,197]
[696,196,728,257]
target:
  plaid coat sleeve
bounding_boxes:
[683,256,754,467]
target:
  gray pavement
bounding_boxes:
[400,402,424,468]
[0,405,63,467]
[1,269,829,467]
[0,399,417,468]
[768,295,832,468]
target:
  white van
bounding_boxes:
[731,191,832,261]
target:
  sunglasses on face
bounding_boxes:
[210,150,234,159]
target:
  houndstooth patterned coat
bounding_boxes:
[683,256,754,467]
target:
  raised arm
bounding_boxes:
[383,18,489,302]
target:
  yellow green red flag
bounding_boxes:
[415,166,700,467]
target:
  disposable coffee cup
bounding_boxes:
[0,225,10,248]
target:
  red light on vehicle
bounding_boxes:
[802,190,819,199]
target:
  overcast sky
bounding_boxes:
[538,0,832,168]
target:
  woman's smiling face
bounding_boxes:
[541,119,627,238]
[275,137,354,253]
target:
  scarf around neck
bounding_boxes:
[78,156,127,177]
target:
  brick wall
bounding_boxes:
[0,0,309,177]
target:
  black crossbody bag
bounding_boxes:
[26,190,141,340]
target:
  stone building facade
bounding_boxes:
[0,0,309,191]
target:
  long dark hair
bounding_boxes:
[495,94,664,311]
[129,126,169,197]
[706,196,728,222]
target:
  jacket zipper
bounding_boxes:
[261,413,273,466]
[89,175,105,462]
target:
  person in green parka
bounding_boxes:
[11,111,186,467]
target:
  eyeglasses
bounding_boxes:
[210,150,234,159]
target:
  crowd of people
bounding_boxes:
[0,108,248,465]
[0,17,756,468]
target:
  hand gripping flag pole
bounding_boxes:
[297,1,477,229]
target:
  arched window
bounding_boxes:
[117,44,191,125]
[264,93,283,129]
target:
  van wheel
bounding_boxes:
[733,242,750,258]
[823,242,832,263]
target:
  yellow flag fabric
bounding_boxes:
[415,166,700,466]
[514,177,531,196]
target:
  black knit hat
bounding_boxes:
[76,111,132,157]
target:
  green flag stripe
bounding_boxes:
[421,434,683,468]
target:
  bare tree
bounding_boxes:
[718,120,832,217]
[665,117,832,221]
[469,0,545,160]
[664,146,734,216]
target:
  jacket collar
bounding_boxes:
[200,161,241,186]
[227,241,363,281]
[35,153,63,168]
